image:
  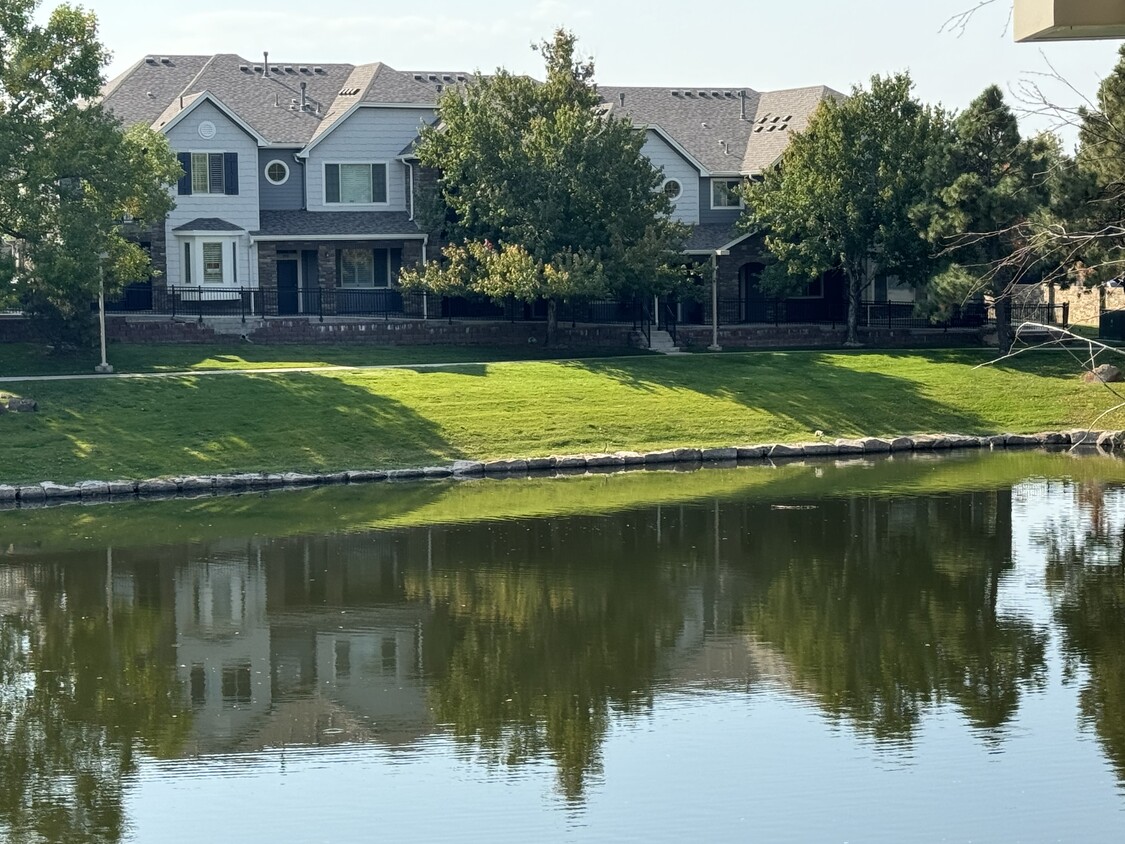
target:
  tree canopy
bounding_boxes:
[743,73,948,344]
[916,85,1055,352]
[401,29,688,341]
[0,0,180,345]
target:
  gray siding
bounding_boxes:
[306,106,434,213]
[259,150,304,211]
[698,177,744,226]
[641,130,699,225]
[164,100,260,286]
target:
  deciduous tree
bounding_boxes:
[0,0,180,346]
[743,73,947,345]
[401,29,688,343]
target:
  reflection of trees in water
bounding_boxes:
[736,492,1047,739]
[1041,481,1125,782]
[0,557,188,844]
[404,516,685,801]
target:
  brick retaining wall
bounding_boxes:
[676,324,983,350]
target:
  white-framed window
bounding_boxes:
[191,152,226,194]
[662,179,682,201]
[710,178,744,209]
[178,235,241,286]
[324,163,388,205]
[337,248,392,287]
[202,242,224,283]
[265,159,289,185]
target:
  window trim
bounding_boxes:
[337,247,393,288]
[177,235,241,286]
[322,160,390,207]
[662,178,683,202]
[187,150,229,195]
[264,159,290,186]
[710,178,745,210]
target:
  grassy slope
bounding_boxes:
[0,342,643,376]
[1,349,1122,485]
[5,450,1121,554]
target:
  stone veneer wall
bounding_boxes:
[1011,282,1125,326]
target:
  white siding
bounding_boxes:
[305,107,434,212]
[642,130,700,225]
[164,101,260,287]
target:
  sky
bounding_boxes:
[74,0,1123,147]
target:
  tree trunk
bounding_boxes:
[546,298,558,347]
[844,267,862,347]
[995,296,1013,355]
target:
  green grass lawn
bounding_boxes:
[0,341,645,376]
[1,349,1122,485]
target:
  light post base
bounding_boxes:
[707,344,722,352]
[95,363,114,374]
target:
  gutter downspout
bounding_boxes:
[406,160,415,221]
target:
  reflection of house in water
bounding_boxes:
[175,534,433,754]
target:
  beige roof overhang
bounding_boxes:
[1015,0,1125,42]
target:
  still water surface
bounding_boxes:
[3,452,1125,842]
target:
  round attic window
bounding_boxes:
[663,179,682,201]
[198,120,217,140]
[265,160,290,185]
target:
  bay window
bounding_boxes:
[178,236,241,286]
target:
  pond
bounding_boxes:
[3,451,1125,842]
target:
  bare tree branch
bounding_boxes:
[941,0,1010,37]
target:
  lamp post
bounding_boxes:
[95,252,113,374]
[708,251,722,351]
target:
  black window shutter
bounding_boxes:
[325,164,340,203]
[389,248,402,284]
[373,248,389,287]
[208,153,225,194]
[177,152,192,195]
[372,164,387,203]
[335,249,342,285]
[224,153,239,195]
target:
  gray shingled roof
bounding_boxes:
[599,84,842,176]
[682,223,742,253]
[253,210,424,238]
[100,55,211,127]
[172,217,244,232]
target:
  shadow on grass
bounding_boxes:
[5,372,462,484]
[565,351,994,437]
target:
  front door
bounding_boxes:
[277,260,299,315]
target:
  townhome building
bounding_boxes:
[101,53,882,329]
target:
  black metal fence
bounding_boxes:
[102,286,1018,332]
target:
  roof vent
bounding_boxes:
[339,87,361,96]
[757,116,769,124]
[435,83,443,93]
[442,74,454,83]
[414,74,425,81]
[159,57,172,65]
[697,90,708,98]
[670,90,681,97]
[253,64,263,73]
[428,74,439,82]
[313,66,325,74]
[783,114,793,121]
[456,75,467,83]
[778,123,788,131]
[283,65,295,73]
[299,66,309,73]
[711,90,721,98]
[754,126,764,133]
[146,90,156,98]
[144,57,157,65]
[239,64,250,72]
[771,115,780,122]
[684,90,695,98]
[766,125,776,132]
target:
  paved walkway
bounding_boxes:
[0,355,641,384]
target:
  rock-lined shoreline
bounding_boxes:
[1,430,1120,510]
